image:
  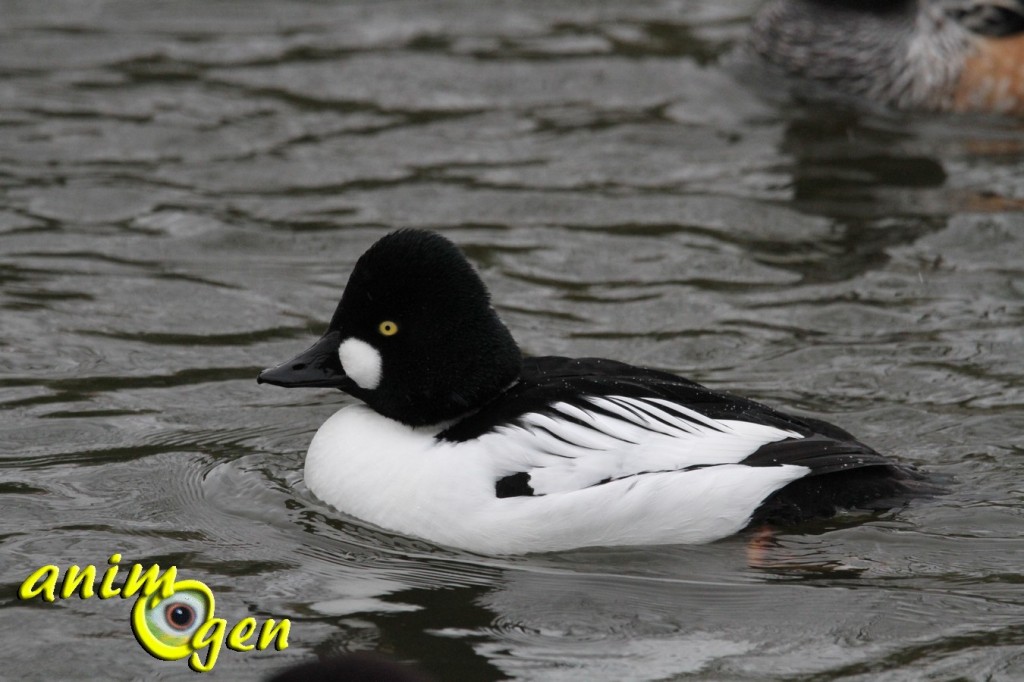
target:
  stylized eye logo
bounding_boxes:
[378,320,398,336]
[165,600,197,631]
[18,554,291,673]
[132,579,214,661]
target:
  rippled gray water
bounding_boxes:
[2,1,1023,680]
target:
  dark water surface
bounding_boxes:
[2,1,1023,679]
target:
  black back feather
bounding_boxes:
[439,356,825,442]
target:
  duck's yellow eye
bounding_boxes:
[378,320,399,337]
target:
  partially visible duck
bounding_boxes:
[746,0,1024,114]
[258,229,936,554]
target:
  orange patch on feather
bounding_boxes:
[954,34,1024,114]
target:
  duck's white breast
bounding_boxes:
[303,404,809,554]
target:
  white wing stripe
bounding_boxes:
[598,397,689,437]
[522,412,632,450]
[600,396,707,435]
[645,397,735,431]
[550,401,651,442]
[490,394,809,496]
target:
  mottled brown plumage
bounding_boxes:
[746,0,1024,114]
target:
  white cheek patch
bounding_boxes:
[338,337,382,390]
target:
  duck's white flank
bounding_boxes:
[304,397,810,554]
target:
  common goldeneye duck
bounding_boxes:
[258,229,934,554]
[746,0,1024,114]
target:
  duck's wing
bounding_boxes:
[438,357,929,519]
[947,0,1024,36]
[441,356,847,441]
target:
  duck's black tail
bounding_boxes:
[742,436,946,527]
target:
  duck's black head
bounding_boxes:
[258,229,523,426]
